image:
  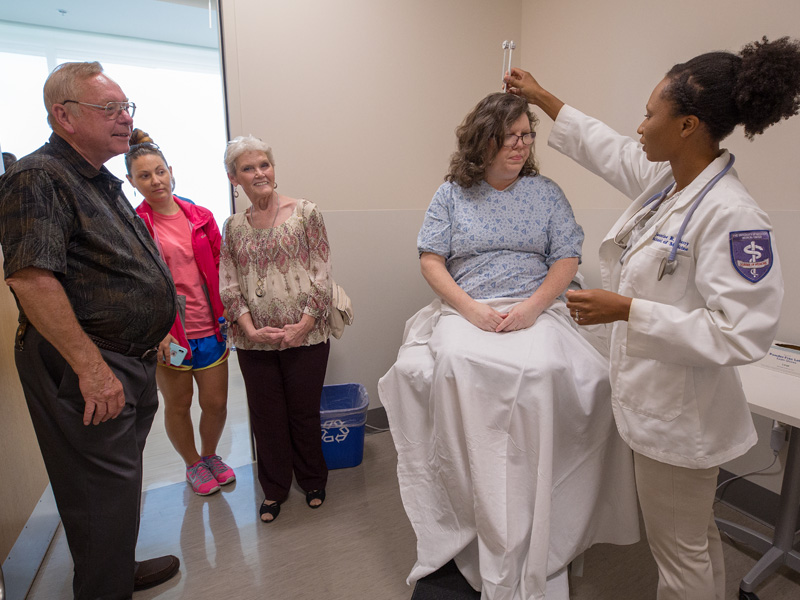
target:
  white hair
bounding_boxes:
[224,135,275,175]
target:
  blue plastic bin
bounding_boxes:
[320,383,369,469]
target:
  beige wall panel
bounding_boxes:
[0,253,48,561]
[521,0,800,211]
[219,0,798,495]
[220,0,522,212]
[521,0,800,488]
[219,0,525,404]
[321,210,433,406]
[520,0,800,343]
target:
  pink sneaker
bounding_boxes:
[186,460,220,496]
[202,455,236,486]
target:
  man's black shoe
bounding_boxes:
[134,555,180,591]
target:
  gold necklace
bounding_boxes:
[252,197,280,298]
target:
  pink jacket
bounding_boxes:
[135,196,225,357]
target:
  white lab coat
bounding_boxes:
[548,105,784,469]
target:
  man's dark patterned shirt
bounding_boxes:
[0,133,176,348]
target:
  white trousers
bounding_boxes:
[633,452,725,600]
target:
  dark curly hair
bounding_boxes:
[663,36,800,141]
[446,92,539,187]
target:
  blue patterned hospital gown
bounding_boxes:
[417,176,583,300]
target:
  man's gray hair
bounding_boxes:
[43,61,104,129]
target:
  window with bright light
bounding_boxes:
[0,20,231,228]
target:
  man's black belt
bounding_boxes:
[87,334,158,359]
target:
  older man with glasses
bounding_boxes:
[0,61,180,598]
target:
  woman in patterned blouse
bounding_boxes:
[220,136,332,523]
[378,93,639,598]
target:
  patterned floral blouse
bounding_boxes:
[220,198,332,351]
[418,176,583,300]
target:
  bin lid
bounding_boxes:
[320,383,369,416]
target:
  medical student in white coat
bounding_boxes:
[505,36,800,600]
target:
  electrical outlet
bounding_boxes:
[770,421,789,454]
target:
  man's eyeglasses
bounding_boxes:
[502,132,536,147]
[63,100,136,120]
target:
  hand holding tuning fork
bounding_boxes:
[502,40,515,92]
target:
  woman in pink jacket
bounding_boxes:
[126,129,234,496]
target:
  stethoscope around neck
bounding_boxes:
[639,154,735,281]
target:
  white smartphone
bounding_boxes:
[169,342,188,366]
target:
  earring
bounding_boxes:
[233,188,239,198]
[273,181,278,190]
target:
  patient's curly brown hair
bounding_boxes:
[446,92,539,188]
[663,36,800,141]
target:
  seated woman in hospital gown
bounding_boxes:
[378,93,639,600]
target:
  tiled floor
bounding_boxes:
[28,433,417,600]
[23,353,800,599]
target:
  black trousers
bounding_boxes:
[237,341,329,502]
[16,326,158,600]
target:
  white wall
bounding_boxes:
[221,0,521,212]
[220,0,800,493]
[219,0,522,405]
[521,0,800,340]
[521,0,800,493]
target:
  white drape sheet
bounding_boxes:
[378,298,640,600]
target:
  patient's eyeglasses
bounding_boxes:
[63,100,136,120]
[503,132,536,147]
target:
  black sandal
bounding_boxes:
[259,500,281,523]
[306,489,326,509]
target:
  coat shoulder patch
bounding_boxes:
[730,230,773,283]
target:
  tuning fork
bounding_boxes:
[502,40,515,91]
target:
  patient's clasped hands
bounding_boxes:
[463,298,543,333]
